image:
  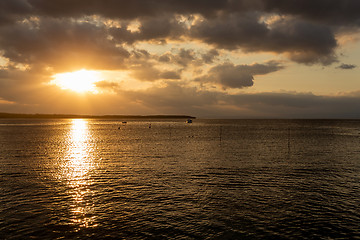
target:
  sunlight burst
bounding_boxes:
[51,69,101,93]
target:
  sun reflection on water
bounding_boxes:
[62,119,97,229]
[67,119,92,179]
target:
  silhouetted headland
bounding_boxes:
[0,112,196,119]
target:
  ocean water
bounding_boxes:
[0,119,359,239]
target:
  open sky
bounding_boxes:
[0,0,360,118]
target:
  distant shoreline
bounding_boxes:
[0,112,196,119]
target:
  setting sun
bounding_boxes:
[51,69,101,93]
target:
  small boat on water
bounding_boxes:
[186,119,193,123]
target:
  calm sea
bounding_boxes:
[0,119,359,239]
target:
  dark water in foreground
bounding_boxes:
[0,119,359,239]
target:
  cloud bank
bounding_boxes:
[0,0,360,118]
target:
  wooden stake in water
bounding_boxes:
[288,127,290,153]
[220,126,222,142]
[169,124,171,139]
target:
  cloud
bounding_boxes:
[0,0,32,25]
[121,82,220,114]
[0,0,355,68]
[25,0,360,27]
[2,68,360,118]
[0,18,130,72]
[197,61,284,89]
[226,91,360,118]
[191,14,338,65]
[201,49,219,64]
[27,0,229,20]
[129,63,181,81]
[105,83,360,118]
[95,80,120,89]
[158,49,198,67]
[0,0,360,118]
[109,15,186,45]
[159,71,181,80]
[337,63,357,69]
[261,0,360,26]
[0,97,15,105]
[0,68,51,103]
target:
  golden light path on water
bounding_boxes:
[62,119,97,229]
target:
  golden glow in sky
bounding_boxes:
[51,69,101,93]
[1,1,360,118]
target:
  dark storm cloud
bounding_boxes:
[190,13,267,50]
[109,15,186,45]
[0,0,32,25]
[27,0,228,19]
[198,61,284,89]
[337,63,357,70]
[267,18,338,65]
[2,1,360,32]
[260,0,360,26]
[0,18,129,71]
[1,0,358,66]
[191,14,338,65]
[26,0,360,25]
[24,0,360,27]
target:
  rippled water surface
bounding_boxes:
[1,119,359,239]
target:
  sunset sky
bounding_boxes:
[1,0,360,118]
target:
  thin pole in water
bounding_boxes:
[288,127,290,153]
[220,126,222,142]
[169,124,171,139]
